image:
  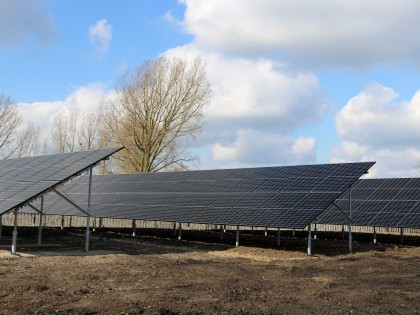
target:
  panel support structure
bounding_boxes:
[61,215,65,230]
[38,196,44,246]
[348,187,353,252]
[235,226,240,247]
[277,228,281,247]
[373,226,377,244]
[314,223,317,240]
[178,223,182,240]
[173,222,177,236]
[11,209,18,255]
[307,223,312,256]
[220,225,224,240]
[0,215,2,240]
[85,167,93,252]
[132,219,136,237]
[265,227,268,237]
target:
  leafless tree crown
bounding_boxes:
[101,56,211,173]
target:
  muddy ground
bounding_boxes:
[0,226,419,314]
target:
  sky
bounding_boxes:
[0,0,420,177]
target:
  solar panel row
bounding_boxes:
[317,178,420,228]
[22,162,374,229]
[0,147,123,215]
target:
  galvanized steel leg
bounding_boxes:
[132,219,136,237]
[400,228,404,244]
[277,228,281,247]
[85,167,93,252]
[0,215,2,240]
[93,218,96,232]
[11,210,18,254]
[307,223,312,256]
[173,222,177,236]
[38,196,44,245]
[342,224,345,240]
[61,215,65,230]
[265,227,268,237]
[293,229,295,237]
[178,223,182,240]
[235,226,240,247]
[314,224,317,240]
[373,226,377,244]
[69,216,72,228]
[98,217,102,229]
[220,225,224,240]
[32,214,36,227]
[348,187,353,252]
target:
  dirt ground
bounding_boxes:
[0,227,419,314]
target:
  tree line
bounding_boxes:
[0,56,211,173]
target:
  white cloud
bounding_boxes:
[165,44,326,167]
[332,84,420,177]
[0,0,57,48]
[178,0,420,68]
[17,83,110,142]
[211,130,316,167]
[88,19,112,52]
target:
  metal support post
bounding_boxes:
[277,228,281,247]
[400,228,404,244]
[373,226,377,244]
[32,214,36,227]
[98,217,102,229]
[132,219,136,237]
[85,167,93,252]
[235,226,240,247]
[61,215,65,230]
[38,196,44,245]
[11,210,18,254]
[0,215,2,240]
[293,229,295,237]
[349,187,353,252]
[69,216,72,228]
[223,225,226,233]
[265,227,268,237]
[173,222,177,236]
[314,224,317,240]
[178,222,182,240]
[220,224,224,240]
[342,224,345,240]
[307,223,312,256]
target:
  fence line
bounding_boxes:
[0,213,419,235]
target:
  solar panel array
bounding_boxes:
[23,162,374,229]
[0,147,123,215]
[317,178,420,228]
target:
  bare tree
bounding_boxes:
[52,110,80,153]
[14,123,41,157]
[100,56,211,173]
[0,94,24,158]
[79,112,100,150]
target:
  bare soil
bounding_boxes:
[0,227,419,314]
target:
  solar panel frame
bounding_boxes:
[19,161,375,229]
[0,147,123,215]
[317,177,420,228]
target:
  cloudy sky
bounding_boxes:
[1,0,419,177]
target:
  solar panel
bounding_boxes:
[317,178,420,228]
[0,147,123,215]
[21,162,374,229]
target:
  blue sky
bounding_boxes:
[1,0,420,177]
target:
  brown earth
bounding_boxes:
[0,226,419,314]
